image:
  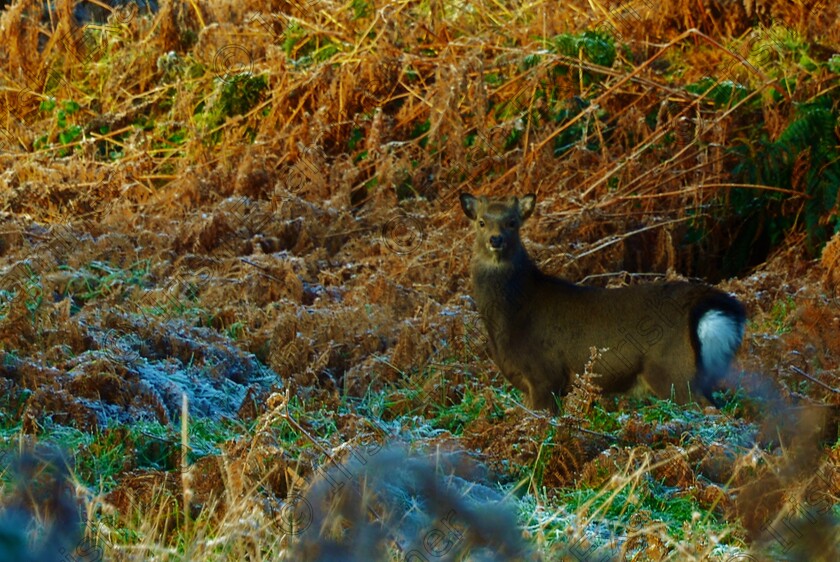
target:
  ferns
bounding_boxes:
[551,30,617,69]
[722,99,840,271]
[773,102,838,249]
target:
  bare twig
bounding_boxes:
[789,365,840,395]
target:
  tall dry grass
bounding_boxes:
[1,1,839,560]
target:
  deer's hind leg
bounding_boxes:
[641,352,700,405]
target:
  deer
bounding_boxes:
[459,192,746,412]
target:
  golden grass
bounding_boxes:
[1,0,839,560]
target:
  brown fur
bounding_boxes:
[460,193,746,412]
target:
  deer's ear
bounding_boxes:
[460,193,478,220]
[519,194,536,221]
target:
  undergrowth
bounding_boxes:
[1,0,839,560]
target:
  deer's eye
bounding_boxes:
[478,220,485,228]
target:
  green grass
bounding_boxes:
[768,296,796,334]
[0,416,251,492]
[60,259,150,311]
[428,386,487,434]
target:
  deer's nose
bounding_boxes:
[489,235,504,249]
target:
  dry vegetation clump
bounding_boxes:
[288,444,532,561]
[1,0,839,559]
[0,445,86,561]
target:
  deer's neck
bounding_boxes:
[470,247,538,318]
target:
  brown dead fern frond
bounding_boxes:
[564,346,606,420]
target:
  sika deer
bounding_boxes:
[460,192,746,412]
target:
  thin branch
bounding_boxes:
[789,365,840,395]
[571,216,695,261]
